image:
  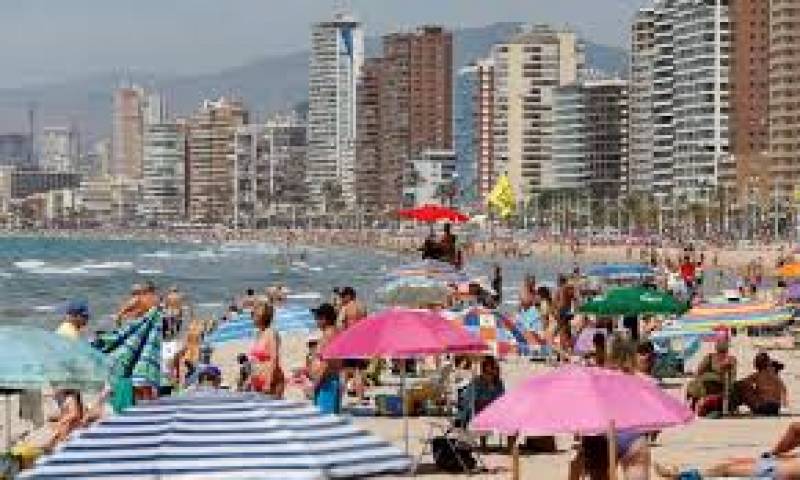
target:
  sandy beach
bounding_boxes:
[206,329,800,479]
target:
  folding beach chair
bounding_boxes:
[419,419,486,475]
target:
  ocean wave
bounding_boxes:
[140,250,174,259]
[14,259,134,276]
[285,292,321,300]
[33,305,57,312]
[82,261,135,270]
[136,269,163,275]
[14,259,46,269]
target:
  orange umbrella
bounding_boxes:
[777,263,800,277]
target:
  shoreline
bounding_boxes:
[0,227,790,271]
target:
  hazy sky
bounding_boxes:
[0,0,648,88]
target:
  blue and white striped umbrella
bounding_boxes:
[23,390,411,479]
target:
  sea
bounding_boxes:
[0,234,718,332]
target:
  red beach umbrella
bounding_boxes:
[396,204,469,223]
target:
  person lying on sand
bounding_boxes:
[656,421,800,478]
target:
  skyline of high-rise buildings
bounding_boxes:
[1,4,799,228]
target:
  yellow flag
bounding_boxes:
[487,174,516,218]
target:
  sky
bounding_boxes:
[0,0,649,89]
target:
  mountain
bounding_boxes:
[0,22,628,141]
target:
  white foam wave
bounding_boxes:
[14,259,46,269]
[82,261,134,270]
[140,250,174,259]
[308,266,323,272]
[33,305,57,312]
[136,269,163,275]
[286,292,321,300]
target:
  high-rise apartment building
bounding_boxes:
[731,0,770,197]
[651,0,677,196]
[552,79,629,198]
[490,26,583,197]
[355,26,453,213]
[629,8,656,194]
[40,126,80,173]
[354,58,385,211]
[231,114,309,227]
[264,114,308,210]
[454,65,477,203]
[770,0,800,200]
[672,0,732,199]
[631,0,733,200]
[112,87,145,179]
[0,134,34,169]
[186,98,248,224]
[307,12,364,209]
[141,123,185,223]
[475,59,496,202]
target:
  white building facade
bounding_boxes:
[40,126,79,173]
[490,26,583,198]
[404,150,457,207]
[632,0,732,200]
[140,122,185,224]
[307,12,364,209]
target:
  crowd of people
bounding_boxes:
[12,228,800,480]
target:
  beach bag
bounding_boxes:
[432,436,476,473]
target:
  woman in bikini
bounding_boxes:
[248,300,285,398]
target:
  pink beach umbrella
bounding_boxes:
[321,307,487,359]
[471,365,693,480]
[322,308,487,454]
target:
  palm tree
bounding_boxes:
[321,180,344,215]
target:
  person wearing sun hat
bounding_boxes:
[55,298,90,341]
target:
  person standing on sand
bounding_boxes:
[491,265,503,305]
[115,284,143,326]
[55,299,90,341]
[338,287,366,330]
[240,288,257,312]
[554,275,576,351]
[248,301,285,398]
[519,275,536,311]
[164,286,184,338]
[311,303,342,414]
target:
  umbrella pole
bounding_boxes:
[511,433,520,480]
[4,394,9,451]
[607,421,618,480]
[402,359,409,455]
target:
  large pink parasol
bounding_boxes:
[471,364,693,436]
[321,308,487,455]
[321,308,487,359]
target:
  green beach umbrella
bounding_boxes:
[131,311,162,388]
[579,287,688,317]
[0,325,109,391]
[101,309,162,386]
